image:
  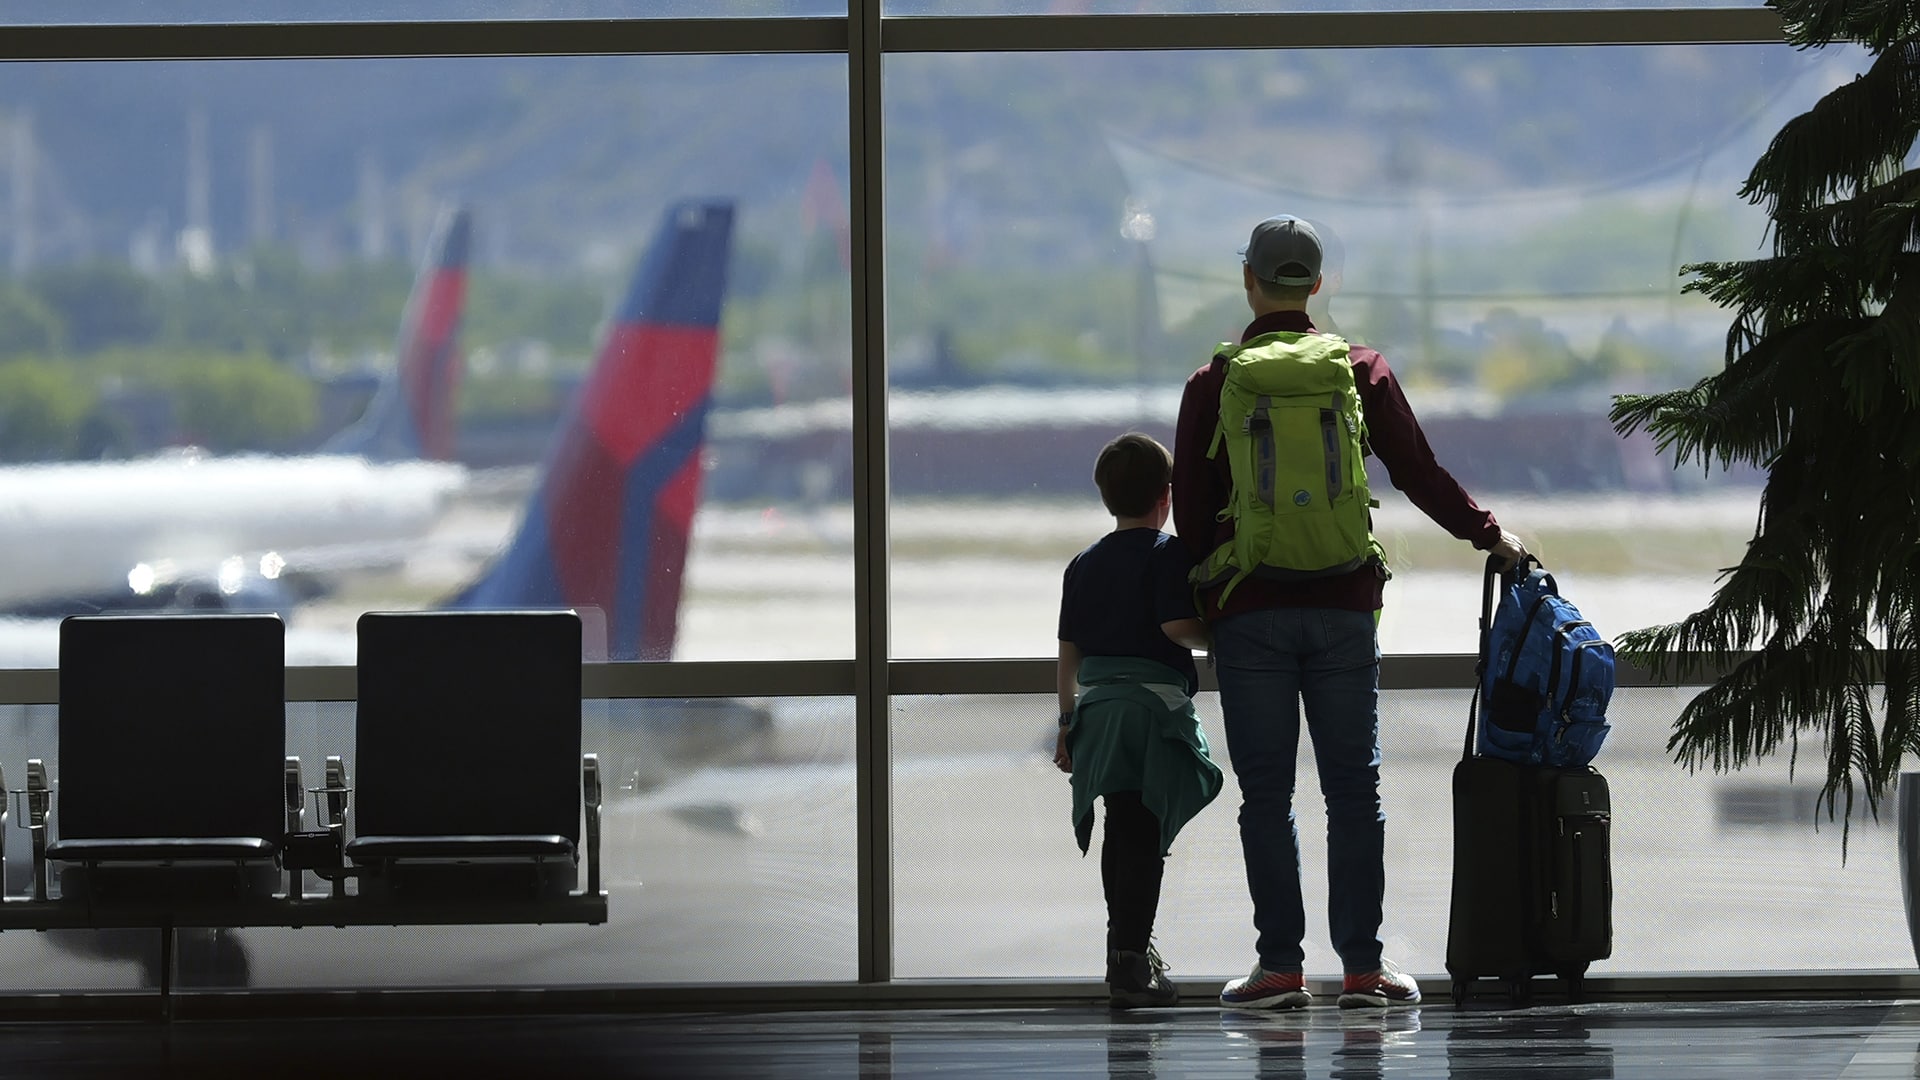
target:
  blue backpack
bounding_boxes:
[1473,555,1614,767]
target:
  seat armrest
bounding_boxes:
[24,759,47,831]
[284,757,304,836]
[321,756,350,833]
[583,753,601,897]
[25,760,47,901]
[315,756,352,899]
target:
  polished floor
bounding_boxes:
[0,997,1914,1078]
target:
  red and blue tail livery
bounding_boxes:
[325,204,472,462]
[457,200,735,661]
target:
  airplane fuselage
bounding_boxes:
[0,450,466,611]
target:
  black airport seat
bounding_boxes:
[46,613,289,904]
[347,610,588,903]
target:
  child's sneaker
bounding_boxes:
[1107,946,1178,1009]
[1337,960,1421,1008]
[1219,963,1310,1010]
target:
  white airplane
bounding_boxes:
[0,206,474,617]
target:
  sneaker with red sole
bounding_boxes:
[1219,963,1311,1010]
[1337,961,1422,1008]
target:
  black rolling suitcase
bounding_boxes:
[1445,560,1613,1006]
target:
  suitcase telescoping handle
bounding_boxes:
[1465,551,1543,761]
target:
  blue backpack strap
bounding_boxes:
[1546,619,1590,710]
[1504,587,1560,685]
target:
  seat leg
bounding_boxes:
[158,924,174,1023]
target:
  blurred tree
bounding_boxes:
[0,286,64,358]
[463,272,603,357]
[28,261,160,353]
[1473,308,1581,395]
[159,249,413,359]
[159,354,319,452]
[0,360,94,459]
[1591,318,1685,385]
[89,349,318,453]
[1609,0,1920,843]
[458,369,566,421]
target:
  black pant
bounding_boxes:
[1102,790,1165,954]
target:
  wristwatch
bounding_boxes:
[1057,710,1073,729]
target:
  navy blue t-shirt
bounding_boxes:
[1057,527,1201,695]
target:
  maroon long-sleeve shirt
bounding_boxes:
[1172,310,1502,619]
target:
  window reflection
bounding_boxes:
[883,44,1858,657]
[0,55,853,665]
[890,690,1903,980]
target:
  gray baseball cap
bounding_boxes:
[1239,215,1323,287]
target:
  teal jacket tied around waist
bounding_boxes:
[1068,655,1224,857]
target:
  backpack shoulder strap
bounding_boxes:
[1205,344,1235,459]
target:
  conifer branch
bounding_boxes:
[1772,0,1920,52]
[1610,0,1917,854]
[1832,272,1920,404]
[1741,41,1920,214]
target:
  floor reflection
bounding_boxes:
[0,998,1906,1078]
[1217,1006,1425,1079]
[1444,1013,1614,1078]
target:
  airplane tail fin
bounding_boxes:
[455,200,735,662]
[323,204,472,462]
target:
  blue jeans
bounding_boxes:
[1213,607,1384,975]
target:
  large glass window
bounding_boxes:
[882,43,1858,658]
[0,4,1889,999]
[0,55,853,665]
[892,690,1904,980]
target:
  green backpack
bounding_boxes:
[1192,330,1383,601]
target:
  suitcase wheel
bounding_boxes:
[1562,972,1586,1004]
[1450,980,1470,1007]
[1508,978,1532,1008]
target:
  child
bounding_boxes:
[1054,431,1224,1008]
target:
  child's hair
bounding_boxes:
[1093,432,1173,518]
